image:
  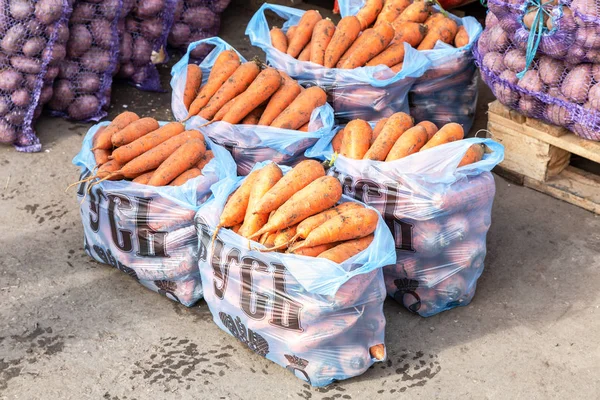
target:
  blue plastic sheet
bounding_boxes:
[171,37,336,175]
[246,4,431,122]
[72,121,237,306]
[195,161,396,386]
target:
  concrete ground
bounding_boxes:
[1,2,599,399]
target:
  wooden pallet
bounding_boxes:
[487,101,600,214]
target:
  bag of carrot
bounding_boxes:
[308,115,505,317]
[245,4,431,122]
[71,118,237,306]
[195,161,396,387]
[170,37,336,175]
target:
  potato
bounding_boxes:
[140,18,163,40]
[586,50,600,63]
[11,89,31,107]
[517,70,544,93]
[77,73,101,93]
[0,97,11,116]
[116,62,135,79]
[1,24,27,55]
[0,54,9,67]
[135,0,166,18]
[132,37,152,64]
[523,11,536,29]
[0,121,17,144]
[23,37,47,58]
[555,7,576,32]
[487,25,510,52]
[10,56,41,74]
[0,70,23,91]
[125,18,140,34]
[575,26,600,49]
[81,49,111,72]
[67,24,93,58]
[561,64,592,103]
[48,79,74,111]
[168,23,191,48]
[587,83,600,111]
[519,96,541,117]
[39,85,54,104]
[5,109,25,125]
[183,7,219,30]
[485,11,499,28]
[68,95,100,120]
[503,49,526,73]
[24,73,38,89]
[120,32,133,62]
[70,2,95,23]
[571,0,596,17]
[33,104,43,120]
[10,0,34,20]
[494,70,520,106]
[537,56,564,86]
[482,52,506,75]
[44,66,60,83]
[35,0,64,25]
[45,44,66,66]
[209,0,231,13]
[46,22,69,44]
[190,41,214,60]
[592,64,600,81]
[91,19,114,49]
[545,88,572,126]
[58,61,79,79]
[100,0,123,19]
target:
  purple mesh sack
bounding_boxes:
[167,0,228,62]
[116,0,178,91]
[475,25,600,141]
[47,0,124,122]
[0,0,72,153]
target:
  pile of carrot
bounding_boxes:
[332,113,484,165]
[269,0,469,72]
[181,51,327,131]
[74,111,215,188]
[215,160,379,263]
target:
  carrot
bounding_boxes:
[196,150,214,171]
[270,86,327,130]
[91,112,139,150]
[363,112,413,160]
[423,12,444,31]
[417,16,458,50]
[253,159,325,215]
[199,61,262,121]
[261,232,277,248]
[270,27,288,53]
[111,117,160,147]
[238,163,283,238]
[338,22,395,69]
[147,139,206,186]
[184,64,202,109]
[169,167,202,186]
[324,16,362,68]
[385,125,428,161]
[96,160,124,180]
[340,119,372,159]
[390,62,403,73]
[298,122,309,131]
[292,208,378,250]
[295,202,363,242]
[317,234,374,263]
[298,41,313,61]
[395,0,433,24]
[290,242,336,257]
[232,224,242,234]
[250,176,343,239]
[132,170,155,184]
[371,118,388,144]
[376,0,411,25]
[218,169,262,229]
[310,18,336,65]
[258,72,302,126]
[241,106,264,125]
[356,0,384,30]
[454,25,469,47]
[417,120,438,140]
[221,68,282,124]
[287,10,322,58]
[111,122,185,164]
[274,225,298,248]
[213,95,239,122]
[365,43,406,67]
[93,148,110,166]
[286,25,297,43]
[369,344,385,361]
[458,143,485,167]
[185,52,241,119]
[420,122,464,151]
[391,21,428,46]
[332,128,345,152]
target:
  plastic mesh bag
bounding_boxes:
[246,3,431,122]
[171,38,336,175]
[0,0,72,152]
[72,121,237,306]
[46,0,123,122]
[116,0,178,91]
[195,164,396,386]
[475,23,600,141]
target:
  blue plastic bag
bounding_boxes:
[73,121,237,306]
[246,4,431,122]
[195,162,396,386]
[171,37,336,175]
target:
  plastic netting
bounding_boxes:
[475,22,600,140]
[0,0,72,152]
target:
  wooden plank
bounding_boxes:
[525,117,569,137]
[493,165,525,185]
[488,101,525,124]
[524,167,600,214]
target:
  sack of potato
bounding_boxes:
[71,114,237,306]
[195,161,396,386]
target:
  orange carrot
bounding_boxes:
[338,22,395,69]
[213,96,239,122]
[298,41,313,61]
[232,224,242,234]
[417,16,458,50]
[93,148,110,166]
[250,176,343,239]
[417,120,438,140]
[298,122,309,131]
[371,118,388,144]
[332,128,345,152]
[111,117,160,147]
[238,163,283,238]
[376,0,411,25]
[274,225,298,248]
[317,234,374,262]
[286,25,297,43]
[111,122,185,164]
[258,72,302,126]
[395,0,433,24]
[287,10,322,58]
[147,139,206,186]
[184,64,202,109]
[369,344,385,360]
[454,25,469,47]
[290,242,336,257]
[423,12,444,30]
[270,27,288,53]
[199,60,262,121]
[219,169,262,229]
[420,122,464,151]
[96,160,124,180]
[363,112,413,160]
[391,21,428,45]
[260,231,276,247]
[385,125,428,161]
[356,0,384,30]
[340,119,372,159]
[221,68,282,124]
[390,62,403,73]
[295,202,363,241]
[324,16,362,68]
[169,168,202,186]
[310,18,336,65]
[458,143,485,167]
[365,43,406,67]
[196,150,214,171]
[270,86,327,130]
[132,169,155,184]
[241,106,264,125]
[91,112,139,150]
[253,159,326,215]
